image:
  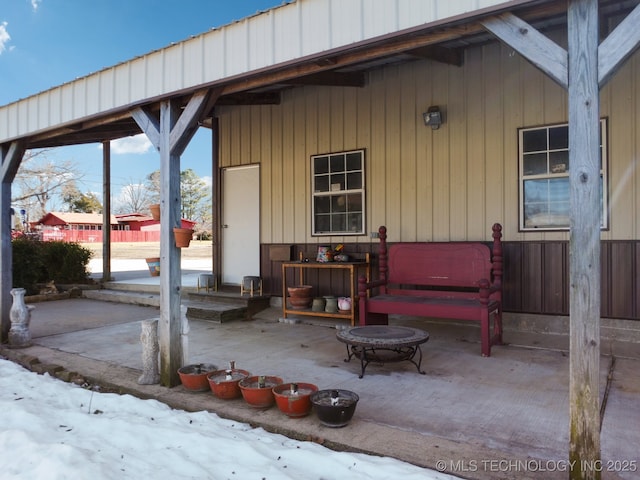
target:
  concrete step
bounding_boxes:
[83,287,271,323]
[83,289,160,307]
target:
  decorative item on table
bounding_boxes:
[238,375,284,408]
[338,296,352,312]
[207,361,251,400]
[310,389,359,427]
[316,246,334,262]
[333,244,349,262]
[272,382,319,418]
[177,363,218,392]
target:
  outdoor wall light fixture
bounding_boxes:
[422,106,443,129]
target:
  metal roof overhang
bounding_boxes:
[19,0,638,150]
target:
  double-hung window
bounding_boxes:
[311,149,365,235]
[519,119,608,231]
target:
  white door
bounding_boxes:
[222,165,260,285]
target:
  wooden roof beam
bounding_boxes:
[289,71,366,87]
[405,45,464,66]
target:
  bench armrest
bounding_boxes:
[358,275,386,297]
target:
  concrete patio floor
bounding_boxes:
[2,274,639,480]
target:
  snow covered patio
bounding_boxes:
[1,292,638,480]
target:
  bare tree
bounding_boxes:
[12,149,83,226]
[114,181,151,214]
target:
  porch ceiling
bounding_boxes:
[23,0,638,150]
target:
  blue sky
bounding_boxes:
[0,0,284,208]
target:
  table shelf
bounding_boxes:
[281,255,370,326]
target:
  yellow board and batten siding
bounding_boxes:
[220,39,640,245]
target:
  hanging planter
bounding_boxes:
[173,227,194,248]
[145,257,160,277]
[149,203,160,221]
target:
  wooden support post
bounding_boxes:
[102,141,112,282]
[568,1,601,477]
[132,89,218,386]
[0,141,25,343]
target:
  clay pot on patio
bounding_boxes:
[177,363,218,392]
[272,382,318,418]
[149,203,160,221]
[310,389,359,427]
[287,285,313,309]
[173,227,194,248]
[207,367,251,400]
[238,375,283,408]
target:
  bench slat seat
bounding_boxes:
[358,224,503,356]
[365,295,500,321]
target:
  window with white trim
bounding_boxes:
[519,119,608,231]
[311,149,365,236]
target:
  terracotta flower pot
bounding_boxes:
[310,389,359,427]
[287,285,313,309]
[272,382,319,418]
[287,285,313,297]
[207,368,251,400]
[149,203,160,221]
[177,363,218,392]
[173,227,193,248]
[145,257,160,277]
[238,375,283,408]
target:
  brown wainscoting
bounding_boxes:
[261,240,640,321]
[503,240,640,320]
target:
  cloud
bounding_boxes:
[107,134,154,155]
[0,22,11,55]
[31,0,42,12]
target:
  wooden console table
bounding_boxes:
[282,254,370,326]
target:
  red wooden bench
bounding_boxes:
[358,223,503,357]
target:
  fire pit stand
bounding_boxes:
[336,326,429,378]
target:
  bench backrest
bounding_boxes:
[387,242,492,289]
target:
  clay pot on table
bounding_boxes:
[238,375,283,408]
[272,382,319,418]
[310,389,359,427]
[177,363,218,392]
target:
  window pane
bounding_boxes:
[314,196,330,214]
[315,214,331,233]
[314,157,328,175]
[549,151,569,173]
[549,125,568,150]
[330,155,345,173]
[314,175,329,192]
[346,193,362,213]
[346,171,362,189]
[329,173,345,191]
[331,213,347,232]
[522,129,547,152]
[347,212,363,232]
[346,152,362,171]
[332,195,347,213]
[523,153,547,176]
